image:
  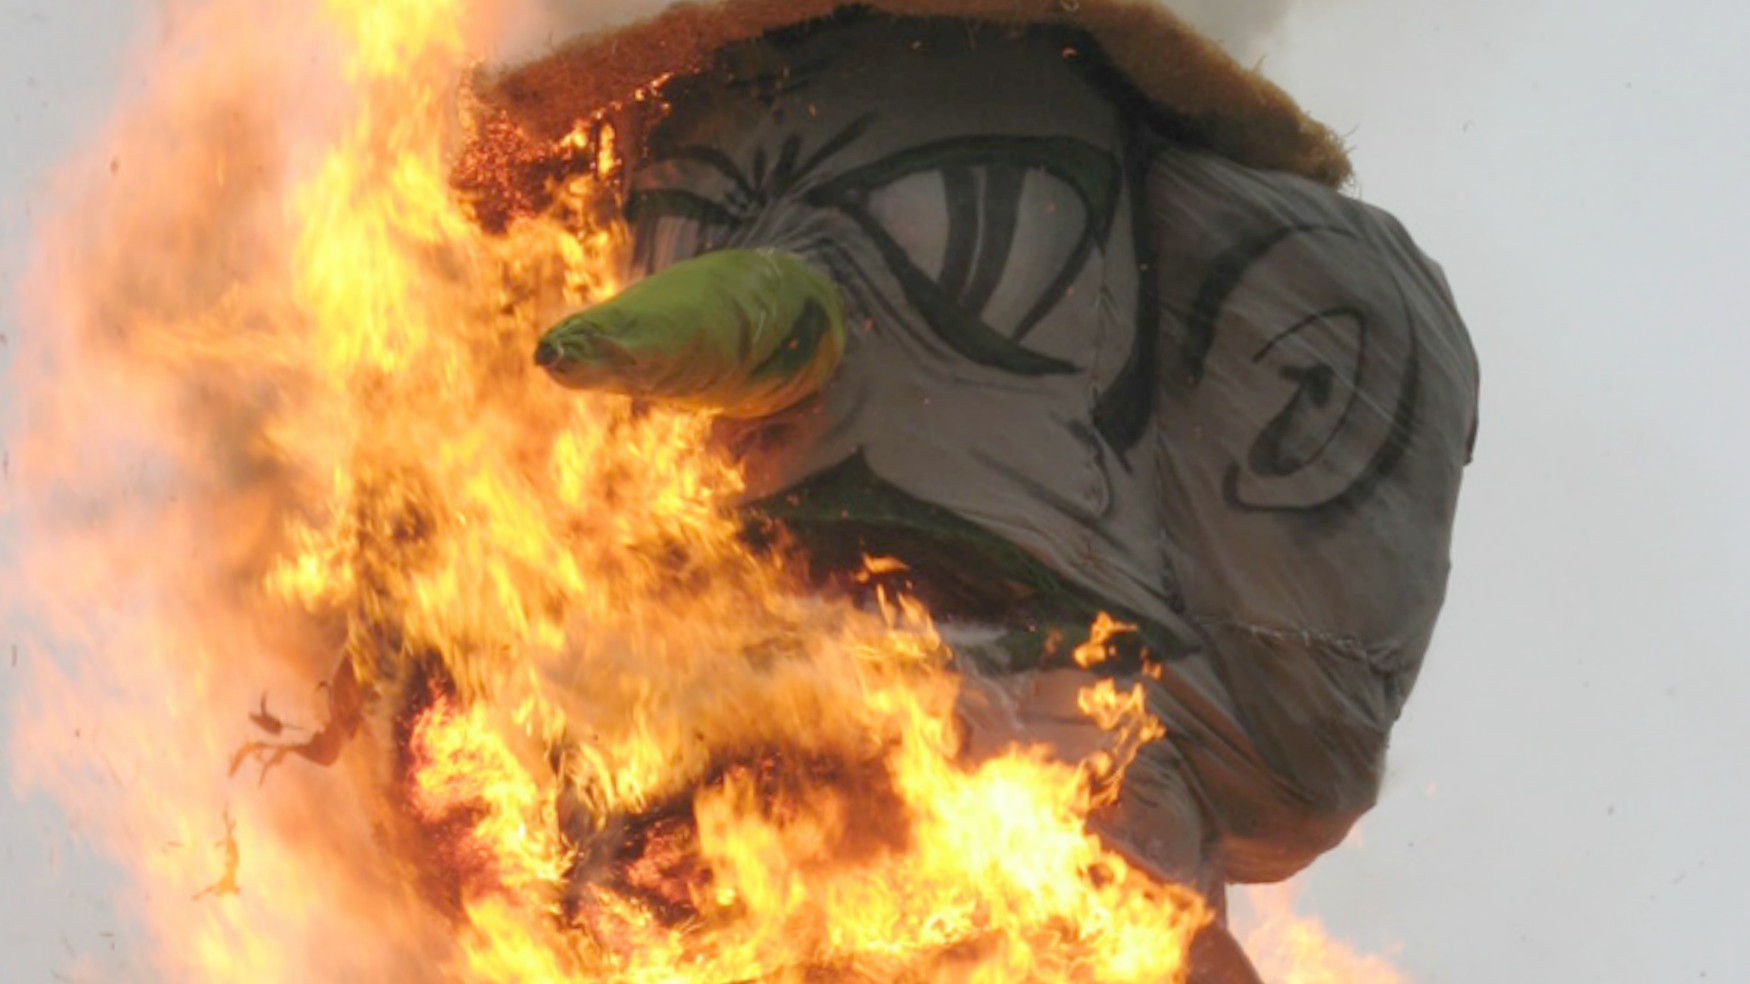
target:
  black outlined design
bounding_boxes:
[1182,223,1421,516]
[805,135,1120,376]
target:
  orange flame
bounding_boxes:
[1073,611,1139,669]
[1238,884,1411,984]
[3,1,1226,981]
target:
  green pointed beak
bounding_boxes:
[535,248,847,418]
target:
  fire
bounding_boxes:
[1,1,1409,981]
[1238,885,1411,984]
[407,691,570,901]
[1072,612,1137,670]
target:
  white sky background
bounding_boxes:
[3,0,1746,981]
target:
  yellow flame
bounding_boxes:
[1240,884,1411,984]
[4,0,1225,981]
[408,692,570,898]
[1073,611,1137,669]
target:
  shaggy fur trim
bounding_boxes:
[483,0,1351,187]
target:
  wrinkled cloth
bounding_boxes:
[612,15,1479,887]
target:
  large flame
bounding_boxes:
[4,1,1208,979]
[5,2,1415,981]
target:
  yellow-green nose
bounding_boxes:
[530,249,848,418]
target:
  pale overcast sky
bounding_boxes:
[4,1,1746,982]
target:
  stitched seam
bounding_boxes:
[1188,612,1377,664]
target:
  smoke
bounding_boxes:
[1164,0,1303,63]
[488,0,670,65]
[485,0,1308,69]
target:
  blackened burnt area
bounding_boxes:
[561,743,913,929]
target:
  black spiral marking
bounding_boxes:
[1182,223,1421,517]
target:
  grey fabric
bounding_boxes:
[627,19,1193,643]
[1149,146,1478,712]
[955,663,1219,895]
[615,15,1479,888]
[1145,147,1479,882]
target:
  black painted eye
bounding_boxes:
[806,136,1120,377]
[860,163,1091,342]
[625,130,1123,380]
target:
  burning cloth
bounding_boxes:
[478,4,1479,901]
[0,0,1483,980]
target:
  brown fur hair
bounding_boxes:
[482,0,1351,187]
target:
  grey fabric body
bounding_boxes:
[624,16,1479,888]
[631,19,1187,641]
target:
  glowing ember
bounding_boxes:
[1072,612,1138,669]
[4,1,1410,981]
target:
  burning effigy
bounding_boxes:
[4,1,1476,983]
